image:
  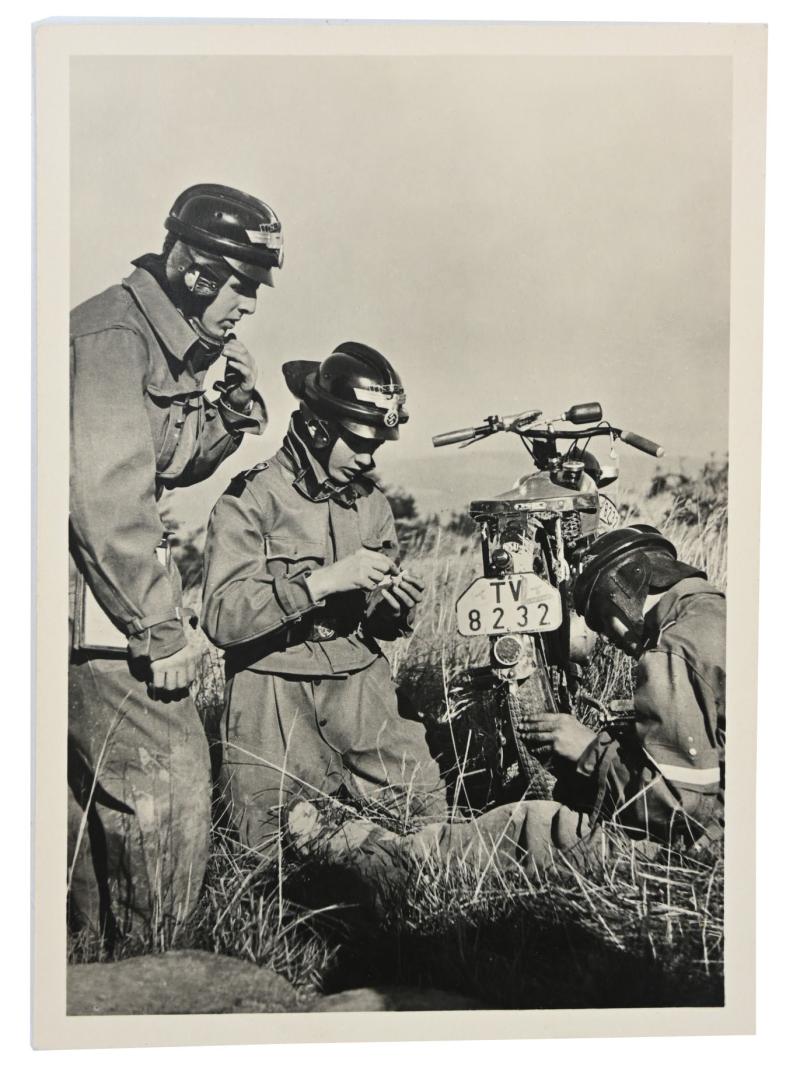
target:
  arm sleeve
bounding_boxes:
[575,648,721,842]
[165,390,268,489]
[217,389,268,435]
[200,482,324,649]
[70,328,185,661]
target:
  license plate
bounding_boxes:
[456,573,562,636]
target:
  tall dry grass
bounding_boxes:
[70,460,727,1009]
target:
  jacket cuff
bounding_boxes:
[128,617,187,662]
[272,572,324,623]
[217,390,267,435]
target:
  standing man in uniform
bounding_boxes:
[287,525,725,906]
[201,343,447,853]
[69,183,283,942]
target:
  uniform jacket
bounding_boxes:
[201,413,408,677]
[574,577,726,844]
[70,257,267,663]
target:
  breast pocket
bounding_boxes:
[147,388,203,475]
[264,536,327,580]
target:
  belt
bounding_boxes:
[287,611,361,645]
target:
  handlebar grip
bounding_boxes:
[432,427,478,447]
[620,430,665,458]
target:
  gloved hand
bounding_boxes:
[150,643,200,693]
[221,338,258,410]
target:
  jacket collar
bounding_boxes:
[643,576,722,644]
[124,256,199,364]
[276,412,371,507]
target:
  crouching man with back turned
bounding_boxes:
[69,183,282,943]
[286,525,725,906]
[201,343,447,854]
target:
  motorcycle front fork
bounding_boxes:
[488,635,563,799]
[478,520,579,796]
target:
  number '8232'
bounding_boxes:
[455,574,562,636]
[466,600,551,632]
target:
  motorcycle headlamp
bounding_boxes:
[493,635,524,667]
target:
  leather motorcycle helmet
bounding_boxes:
[573,524,705,654]
[282,342,409,442]
[165,183,283,288]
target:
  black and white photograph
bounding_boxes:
[31,18,766,1047]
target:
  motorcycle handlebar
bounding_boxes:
[432,417,664,457]
[620,430,664,458]
[432,426,480,447]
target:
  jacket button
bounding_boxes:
[318,717,328,726]
[688,747,698,757]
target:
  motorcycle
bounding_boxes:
[432,402,664,802]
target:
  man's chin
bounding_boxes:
[327,472,354,486]
[203,325,227,341]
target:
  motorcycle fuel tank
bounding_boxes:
[470,469,599,518]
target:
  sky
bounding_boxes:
[71,54,731,519]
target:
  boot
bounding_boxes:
[285,800,415,915]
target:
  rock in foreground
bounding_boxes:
[68,950,304,1015]
[314,987,483,1011]
[68,950,485,1015]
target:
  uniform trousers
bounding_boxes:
[221,654,447,852]
[68,652,211,941]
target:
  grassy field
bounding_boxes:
[70,459,727,1010]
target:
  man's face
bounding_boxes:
[325,425,383,484]
[200,274,258,339]
[590,602,644,658]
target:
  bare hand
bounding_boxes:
[222,339,257,408]
[150,644,199,693]
[305,549,398,600]
[517,712,596,763]
[374,571,425,616]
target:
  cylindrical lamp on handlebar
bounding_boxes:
[563,402,603,425]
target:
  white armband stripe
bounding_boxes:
[651,761,720,786]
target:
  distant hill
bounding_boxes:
[376,445,713,519]
[161,442,716,534]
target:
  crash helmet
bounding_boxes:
[164,183,283,288]
[573,524,705,653]
[282,342,409,442]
